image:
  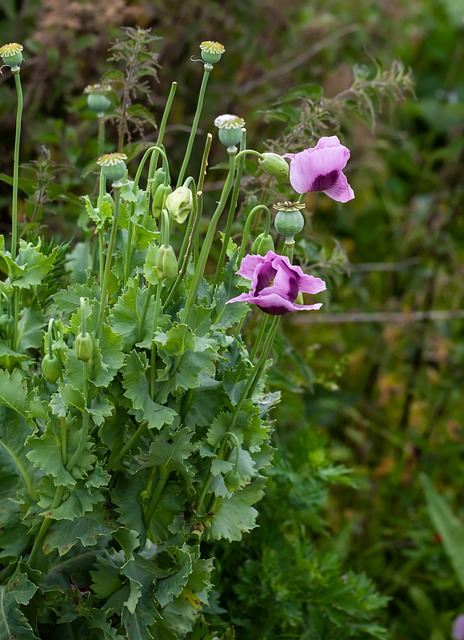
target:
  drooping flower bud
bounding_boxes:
[273,201,306,244]
[42,353,63,384]
[155,244,178,280]
[75,332,94,363]
[199,41,225,65]
[0,43,23,69]
[84,83,112,114]
[165,186,193,224]
[151,183,172,219]
[97,152,127,185]
[251,232,275,256]
[214,114,245,149]
[258,152,290,182]
[224,471,241,493]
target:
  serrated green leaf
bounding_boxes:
[53,280,100,315]
[17,307,46,351]
[0,500,30,561]
[43,504,117,556]
[10,240,58,289]
[156,546,193,607]
[50,384,86,417]
[136,428,196,486]
[122,350,177,430]
[109,277,155,350]
[0,370,32,419]
[0,571,38,640]
[90,550,125,600]
[207,479,266,541]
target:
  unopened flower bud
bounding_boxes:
[199,41,225,65]
[251,232,275,256]
[156,244,178,280]
[273,201,306,243]
[258,153,290,182]
[75,332,94,363]
[224,471,241,493]
[165,186,193,224]
[0,43,23,69]
[151,183,172,219]
[42,353,62,384]
[214,114,245,149]
[97,152,127,185]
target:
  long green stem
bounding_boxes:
[182,151,237,322]
[213,130,247,287]
[65,361,90,472]
[149,284,162,398]
[143,466,169,527]
[28,485,64,568]
[177,67,212,186]
[11,69,23,261]
[237,205,272,266]
[97,116,105,157]
[96,186,121,339]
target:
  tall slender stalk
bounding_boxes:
[177,67,212,186]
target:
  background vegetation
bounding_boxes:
[1,0,463,637]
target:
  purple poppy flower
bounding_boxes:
[227,251,326,315]
[452,615,464,640]
[283,136,355,203]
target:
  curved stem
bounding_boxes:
[177,67,212,187]
[237,205,272,266]
[147,82,177,183]
[28,485,64,568]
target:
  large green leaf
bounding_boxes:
[0,570,38,640]
[0,407,36,498]
[122,350,177,430]
[0,369,32,419]
[136,428,196,486]
[422,474,464,591]
[109,277,154,350]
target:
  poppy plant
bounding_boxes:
[227,251,326,315]
[283,136,355,202]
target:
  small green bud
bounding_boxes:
[224,471,241,493]
[97,152,127,185]
[75,332,94,362]
[151,183,172,219]
[0,43,23,69]
[258,153,290,182]
[155,244,178,280]
[251,232,275,256]
[273,201,306,242]
[150,167,166,196]
[214,114,245,149]
[0,314,14,340]
[165,186,193,224]
[199,41,225,65]
[42,353,63,384]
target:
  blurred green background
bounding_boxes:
[1,1,464,638]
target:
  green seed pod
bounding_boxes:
[258,152,290,182]
[0,43,23,69]
[0,314,14,340]
[97,153,127,185]
[251,232,275,256]
[155,244,178,280]
[165,186,193,224]
[152,183,172,219]
[75,332,94,363]
[199,41,225,65]
[87,93,111,113]
[273,201,306,242]
[214,114,245,149]
[224,471,241,493]
[42,353,63,384]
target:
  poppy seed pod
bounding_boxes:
[0,43,23,69]
[258,152,290,182]
[199,41,225,65]
[84,84,112,114]
[214,114,245,149]
[97,153,127,185]
[165,186,193,224]
[273,201,306,242]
